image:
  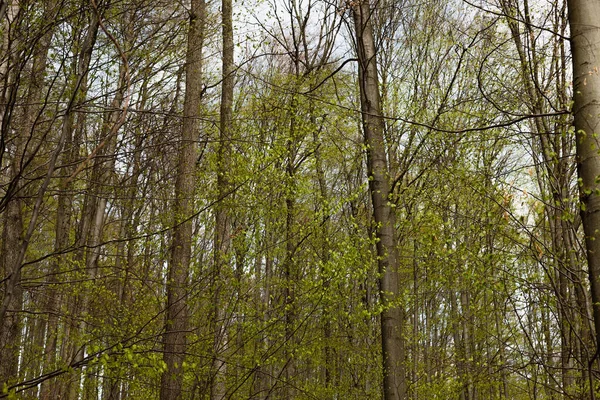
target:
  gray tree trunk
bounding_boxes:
[211,0,234,395]
[352,2,406,399]
[568,0,600,380]
[160,1,205,398]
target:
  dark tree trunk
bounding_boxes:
[352,2,406,399]
[211,0,234,394]
[160,1,205,398]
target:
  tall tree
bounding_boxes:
[160,0,205,398]
[211,0,234,394]
[568,0,600,387]
[352,1,406,398]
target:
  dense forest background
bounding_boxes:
[1,0,600,398]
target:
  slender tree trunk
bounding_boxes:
[567,0,600,388]
[211,0,233,394]
[281,70,302,400]
[283,130,297,398]
[411,239,418,400]
[160,1,204,398]
[352,2,406,399]
[312,114,333,388]
[0,181,23,386]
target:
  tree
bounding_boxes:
[352,1,406,398]
[160,0,205,398]
[568,0,600,392]
[4,0,600,398]
[211,0,234,394]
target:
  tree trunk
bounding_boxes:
[0,183,23,386]
[567,0,600,383]
[352,2,406,399]
[312,113,333,388]
[211,0,233,394]
[160,1,205,398]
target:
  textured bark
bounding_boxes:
[0,187,23,385]
[211,0,233,394]
[352,2,406,399]
[568,0,600,362]
[0,1,24,384]
[160,1,204,398]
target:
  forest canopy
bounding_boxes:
[1,0,600,399]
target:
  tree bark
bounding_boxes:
[352,2,406,399]
[160,1,205,398]
[211,0,233,394]
[567,0,600,379]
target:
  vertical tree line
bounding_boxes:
[0,0,599,398]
